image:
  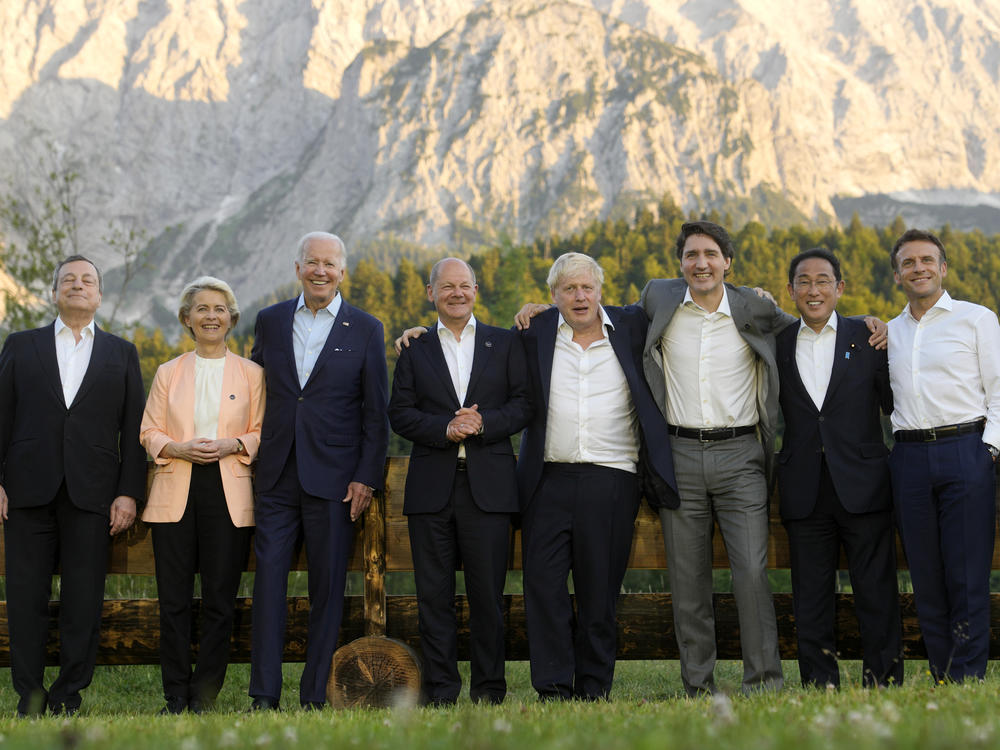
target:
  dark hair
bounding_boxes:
[787,247,842,284]
[890,229,946,270]
[52,255,103,294]
[673,221,735,261]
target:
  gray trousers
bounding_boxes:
[658,433,783,695]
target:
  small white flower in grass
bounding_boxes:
[711,693,735,725]
[219,729,239,747]
[84,726,107,742]
[493,718,512,733]
[283,726,298,743]
[255,733,272,746]
[926,702,939,711]
[180,737,199,750]
[383,718,392,727]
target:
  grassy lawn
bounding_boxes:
[1,660,998,749]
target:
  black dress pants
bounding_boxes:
[4,482,110,715]
[150,463,251,704]
[521,463,639,700]
[785,458,903,687]
[407,469,512,704]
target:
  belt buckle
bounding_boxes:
[699,429,711,443]
[924,427,937,442]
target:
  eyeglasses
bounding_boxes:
[792,279,836,291]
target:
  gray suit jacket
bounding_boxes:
[639,278,796,486]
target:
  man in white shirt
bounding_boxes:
[640,220,796,696]
[775,248,902,688]
[516,253,677,700]
[388,258,532,705]
[887,229,1000,682]
[0,255,146,717]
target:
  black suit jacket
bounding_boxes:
[251,297,390,499]
[516,305,678,511]
[0,322,147,514]
[389,322,533,514]
[776,313,893,521]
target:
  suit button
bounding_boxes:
[298,397,304,402]
[818,416,825,422]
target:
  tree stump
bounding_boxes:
[326,635,421,708]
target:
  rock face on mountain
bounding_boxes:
[1,0,998,322]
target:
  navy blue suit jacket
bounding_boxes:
[0,323,147,514]
[251,297,389,499]
[388,322,533,514]
[776,313,893,521]
[516,306,678,511]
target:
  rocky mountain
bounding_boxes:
[1,0,998,325]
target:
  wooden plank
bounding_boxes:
[8,592,1000,667]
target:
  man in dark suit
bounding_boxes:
[248,232,389,710]
[517,252,677,701]
[389,258,532,705]
[776,247,903,688]
[0,255,146,717]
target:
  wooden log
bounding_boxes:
[363,480,388,636]
[8,592,1000,667]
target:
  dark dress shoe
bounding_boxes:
[159,695,188,715]
[300,701,326,711]
[472,694,505,705]
[49,703,80,716]
[248,696,280,712]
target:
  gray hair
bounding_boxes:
[52,255,103,294]
[429,257,477,287]
[177,276,240,340]
[296,232,347,267]
[546,252,604,292]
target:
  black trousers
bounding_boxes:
[150,463,251,703]
[4,482,110,714]
[784,458,903,687]
[521,463,639,700]
[407,470,511,704]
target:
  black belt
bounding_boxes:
[667,424,757,442]
[893,418,985,443]
[456,458,468,472]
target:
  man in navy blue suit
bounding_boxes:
[389,258,532,705]
[248,232,389,710]
[516,252,677,700]
[776,247,903,688]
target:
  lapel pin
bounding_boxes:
[844,352,850,359]
[485,341,493,348]
[342,321,350,326]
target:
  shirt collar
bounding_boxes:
[683,286,732,316]
[437,314,477,340]
[903,290,952,322]
[555,306,615,333]
[54,316,96,340]
[295,291,342,318]
[797,311,838,336]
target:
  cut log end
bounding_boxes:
[327,636,422,709]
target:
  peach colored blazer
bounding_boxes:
[140,350,265,527]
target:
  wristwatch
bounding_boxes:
[988,445,999,461]
[235,438,245,454]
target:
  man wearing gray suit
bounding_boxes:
[641,220,795,696]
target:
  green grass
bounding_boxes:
[1,661,1000,749]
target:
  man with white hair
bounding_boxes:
[516,252,676,701]
[248,232,389,710]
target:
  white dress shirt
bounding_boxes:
[437,316,477,458]
[795,315,838,411]
[54,316,95,407]
[544,308,639,473]
[292,292,342,389]
[193,354,226,440]
[659,287,758,428]
[888,291,1000,450]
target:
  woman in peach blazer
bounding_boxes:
[140,276,264,714]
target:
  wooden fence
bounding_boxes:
[2,457,999,666]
